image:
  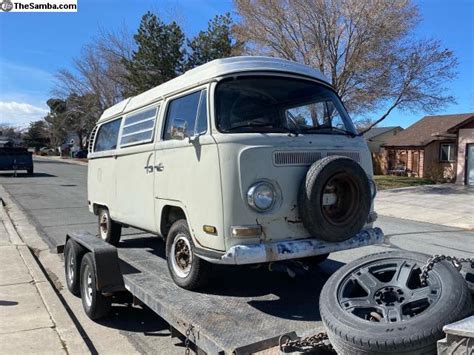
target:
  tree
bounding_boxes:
[235,0,458,126]
[123,11,185,95]
[23,121,49,149]
[186,13,243,69]
[62,93,101,149]
[55,25,133,119]
[44,98,68,149]
[0,124,23,139]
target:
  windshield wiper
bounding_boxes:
[301,126,356,137]
[224,122,275,131]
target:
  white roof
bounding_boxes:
[98,56,330,123]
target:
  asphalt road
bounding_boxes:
[1,157,473,353]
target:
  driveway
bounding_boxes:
[375,184,474,230]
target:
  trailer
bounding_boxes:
[61,231,473,354]
[0,147,33,175]
[61,231,342,354]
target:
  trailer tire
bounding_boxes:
[166,220,211,290]
[27,167,33,175]
[64,239,84,296]
[80,253,111,320]
[320,251,472,355]
[298,156,371,242]
[98,208,121,246]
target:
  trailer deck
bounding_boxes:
[115,233,338,354]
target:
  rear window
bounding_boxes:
[94,118,122,152]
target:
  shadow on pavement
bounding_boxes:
[0,172,56,178]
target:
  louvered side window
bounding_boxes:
[88,126,99,154]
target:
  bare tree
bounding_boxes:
[54,25,134,112]
[235,0,458,127]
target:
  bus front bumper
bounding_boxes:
[196,227,384,265]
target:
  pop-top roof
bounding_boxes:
[98,56,330,123]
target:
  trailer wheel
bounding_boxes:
[80,253,111,320]
[320,251,472,355]
[27,167,33,175]
[98,208,121,246]
[166,220,211,290]
[64,239,83,296]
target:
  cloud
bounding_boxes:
[0,101,49,128]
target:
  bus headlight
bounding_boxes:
[247,182,276,212]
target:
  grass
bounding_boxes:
[374,175,435,191]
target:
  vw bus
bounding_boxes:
[87,56,383,289]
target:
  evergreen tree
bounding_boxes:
[23,121,49,149]
[186,13,241,69]
[123,12,185,95]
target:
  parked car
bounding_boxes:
[87,56,382,289]
[0,147,33,174]
[73,149,88,159]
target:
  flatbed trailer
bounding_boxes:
[62,231,340,354]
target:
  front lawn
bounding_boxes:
[373,175,435,190]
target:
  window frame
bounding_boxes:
[162,87,208,141]
[119,104,160,148]
[93,117,123,154]
[439,143,456,162]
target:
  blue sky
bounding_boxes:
[0,0,473,128]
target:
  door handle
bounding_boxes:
[144,165,153,173]
[154,163,164,172]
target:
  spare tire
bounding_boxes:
[298,156,371,242]
[320,251,473,355]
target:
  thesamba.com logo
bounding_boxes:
[0,0,14,12]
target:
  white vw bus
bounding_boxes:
[88,56,383,289]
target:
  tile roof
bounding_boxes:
[383,113,474,147]
[362,126,402,140]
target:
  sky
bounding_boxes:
[0,0,473,129]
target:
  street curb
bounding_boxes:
[0,186,90,354]
[34,156,88,166]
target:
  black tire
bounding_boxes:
[80,253,111,320]
[298,156,371,242]
[166,219,211,290]
[64,239,84,296]
[26,167,33,175]
[98,208,121,246]
[320,251,472,355]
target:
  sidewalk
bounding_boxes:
[0,204,89,354]
[34,155,88,166]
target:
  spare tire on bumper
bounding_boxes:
[298,156,371,242]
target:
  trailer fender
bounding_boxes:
[64,232,125,293]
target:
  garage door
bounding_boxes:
[467,144,474,185]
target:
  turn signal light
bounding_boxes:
[203,225,217,234]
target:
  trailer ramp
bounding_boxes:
[117,234,336,354]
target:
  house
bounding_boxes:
[363,126,403,154]
[381,113,474,185]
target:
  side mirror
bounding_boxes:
[170,118,187,140]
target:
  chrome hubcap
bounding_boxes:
[67,251,74,283]
[170,234,192,278]
[83,265,93,307]
[99,213,108,240]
